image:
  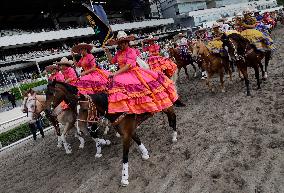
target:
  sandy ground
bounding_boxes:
[0,26,284,193]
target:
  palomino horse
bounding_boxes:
[168,46,197,82]
[46,81,178,186]
[221,33,272,96]
[23,90,85,154]
[192,40,232,92]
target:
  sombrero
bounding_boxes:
[107,31,135,46]
[72,43,93,54]
[177,32,186,37]
[45,64,59,72]
[212,22,220,28]
[55,57,74,67]
[143,35,159,43]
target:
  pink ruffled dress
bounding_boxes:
[49,72,68,109]
[143,44,177,78]
[75,53,109,95]
[61,67,78,86]
[108,47,178,114]
[48,72,64,82]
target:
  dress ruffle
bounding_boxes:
[147,56,177,78]
[76,69,109,95]
[108,67,178,114]
[241,29,274,51]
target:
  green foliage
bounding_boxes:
[0,123,31,147]
[10,79,48,100]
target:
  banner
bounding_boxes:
[80,3,113,46]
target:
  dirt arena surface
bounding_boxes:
[1,26,284,193]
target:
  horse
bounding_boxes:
[46,81,178,186]
[22,90,86,154]
[168,46,197,82]
[221,33,272,96]
[191,40,232,93]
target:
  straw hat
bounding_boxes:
[143,35,159,43]
[212,22,220,28]
[71,43,93,54]
[55,57,74,67]
[108,31,135,45]
[243,7,253,15]
[45,64,59,72]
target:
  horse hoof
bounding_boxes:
[95,154,102,158]
[142,154,150,160]
[105,140,111,146]
[121,179,129,187]
[79,144,84,149]
[57,144,62,148]
[66,150,72,154]
[116,133,121,138]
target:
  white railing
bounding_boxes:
[0,115,28,134]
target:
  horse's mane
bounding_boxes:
[227,33,252,55]
[90,92,108,113]
[50,81,78,96]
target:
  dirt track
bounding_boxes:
[1,26,284,193]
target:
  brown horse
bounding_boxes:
[192,40,232,92]
[45,81,178,186]
[168,46,197,82]
[221,33,272,96]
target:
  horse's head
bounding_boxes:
[221,33,248,62]
[46,81,78,111]
[191,40,205,59]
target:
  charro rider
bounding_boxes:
[71,43,109,95]
[240,7,273,52]
[142,35,177,78]
[103,31,178,114]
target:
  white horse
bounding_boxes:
[22,92,85,154]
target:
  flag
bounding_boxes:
[80,3,113,46]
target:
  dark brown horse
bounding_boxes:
[221,33,272,96]
[45,81,178,186]
[168,46,197,81]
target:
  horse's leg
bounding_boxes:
[163,106,177,142]
[206,73,214,92]
[240,67,251,96]
[191,62,197,78]
[220,70,225,93]
[254,65,261,89]
[184,66,190,80]
[120,115,136,186]
[264,51,271,79]
[259,60,265,80]
[132,133,149,160]
[89,123,111,158]
[61,123,73,154]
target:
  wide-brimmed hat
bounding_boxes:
[45,64,60,72]
[177,32,186,37]
[216,18,228,23]
[108,31,135,45]
[243,7,253,15]
[143,35,159,43]
[72,43,93,54]
[195,26,207,32]
[55,57,74,67]
[212,22,220,28]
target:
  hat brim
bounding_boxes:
[107,35,135,46]
[72,44,93,54]
[55,61,73,67]
[45,65,59,72]
[143,37,159,43]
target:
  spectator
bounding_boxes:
[7,91,16,108]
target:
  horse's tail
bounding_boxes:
[171,71,179,92]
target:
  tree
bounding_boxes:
[277,0,284,5]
